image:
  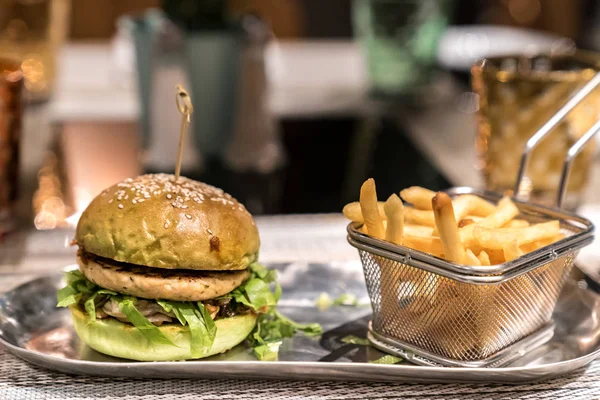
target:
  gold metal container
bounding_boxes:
[0,0,70,101]
[472,53,600,209]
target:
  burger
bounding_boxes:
[57,174,317,361]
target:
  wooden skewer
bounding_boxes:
[174,84,194,182]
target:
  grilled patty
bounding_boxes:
[77,251,250,301]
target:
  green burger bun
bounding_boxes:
[75,174,260,271]
[70,306,258,361]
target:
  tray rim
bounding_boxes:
[1,273,600,383]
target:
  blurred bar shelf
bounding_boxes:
[49,40,377,122]
[47,41,477,186]
[35,40,600,196]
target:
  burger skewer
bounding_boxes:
[174,84,193,182]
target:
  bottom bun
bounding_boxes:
[70,306,257,361]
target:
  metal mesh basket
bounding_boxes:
[348,188,593,367]
[346,68,600,367]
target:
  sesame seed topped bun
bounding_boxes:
[75,174,260,271]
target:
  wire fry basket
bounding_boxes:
[347,70,600,368]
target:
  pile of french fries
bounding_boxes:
[343,179,565,266]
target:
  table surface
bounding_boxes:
[2,215,600,399]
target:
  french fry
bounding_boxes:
[458,218,476,228]
[352,183,565,269]
[478,251,491,266]
[480,197,520,228]
[473,220,560,250]
[365,220,434,239]
[464,249,481,266]
[487,249,506,264]
[503,240,523,261]
[434,216,482,235]
[459,196,519,246]
[465,216,484,222]
[405,208,435,227]
[402,235,444,257]
[404,224,434,237]
[453,194,497,220]
[384,194,404,245]
[342,201,385,222]
[400,186,436,210]
[360,179,385,239]
[502,219,530,228]
[520,233,566,253]
[432,192,465,263]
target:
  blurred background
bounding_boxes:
[3,0,600,244]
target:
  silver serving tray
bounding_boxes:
[1,262,600,383]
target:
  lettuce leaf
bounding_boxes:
[227,263,279,311]
[197,302,217,340]
[117,297,176,346]
[178,305,208,357]
[369,355,404,364]
[156,300,217,357]
[56,286,81,307]
[332,293,359,306]
[249,263,277,283]
[156,300,186,325]
[243,278,277,310]
[248,308,323,361]
[341,335,370,346]
[253,342,282,361]
[84,289,118,323]
[57,270,95,306]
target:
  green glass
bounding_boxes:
[352,0,451,96]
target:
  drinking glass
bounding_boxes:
[352,0,451,97]
[472,53,600,209]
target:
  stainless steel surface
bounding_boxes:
[1,263,600,383]
[557,119,600,208]
[514,70,600,198]
[347,187,594,366]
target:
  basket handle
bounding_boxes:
[514,71,600,208]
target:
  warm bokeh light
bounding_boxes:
[507,0,541,25]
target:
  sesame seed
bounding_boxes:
[164,221,170,228]
[108,199,113,204]
[185,214,192,219]
[106,173,245,212]
[118,204,124,209]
